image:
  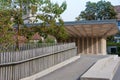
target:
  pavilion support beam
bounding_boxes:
[88,37,91,54]
[76,37,106,55]
[98,37,102,54]
[86,37,89,54]
[79,38,82,54]
[96,37,98,54]
[65,27,78,37]
[101,37,107,55]
[89,37,91,54]
[82,37,84,53]
[77,38,80,54]
[73,26,82,37]
[91,37,94,54]
[81,26,88,37]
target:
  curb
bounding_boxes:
[81,55,120,80]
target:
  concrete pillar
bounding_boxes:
[88,37,91,54]
[87,37,89,54]
[79,38,82,54]
[91,37,93,54]
[77,38,80,54]
[96,37,98,54]
[84,38,87,54]
[101,37,107,55]
[82,37,84,53]
[98,37,101,54]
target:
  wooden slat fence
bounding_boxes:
[0,43,77,80]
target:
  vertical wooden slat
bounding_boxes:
[0,43,77,80]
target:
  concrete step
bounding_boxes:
[81,55,120,80]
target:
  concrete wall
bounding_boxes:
[65,37,107,55]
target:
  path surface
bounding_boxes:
[112,60,120,80]
[36,55,108,80]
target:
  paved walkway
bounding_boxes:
[112,60,120,80]
[36,55,108,80]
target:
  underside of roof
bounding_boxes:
[64,20,119,37]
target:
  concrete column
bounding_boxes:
[79,38,82,54]
[86,37,89,54]
[101,37,107,55]
[98,37,101,54]
[77,38,80,54]
[82,37,84,53]
[91,37,93,54]
[96,37,98,54]
[84,38,87,54]
[88,38,91,54]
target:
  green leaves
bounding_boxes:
[0,0,68,45]
[76,0,117,20]
[0,9,15,48]
[36,1,68,40]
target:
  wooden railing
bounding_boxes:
[0,43,77,80]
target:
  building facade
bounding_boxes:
[114,5,120,20]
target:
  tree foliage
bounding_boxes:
[12,0,68,41]
[0,9,15,49]
[36,1,68,40]
[0,0,68,48]
[76,0,117,20]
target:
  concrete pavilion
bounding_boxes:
[24,20,119,55]
[64,20,119,55]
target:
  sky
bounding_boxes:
[51,0,120,22]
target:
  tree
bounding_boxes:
[76,0,117,20]
[0,0,68,48]
[14,0,68,41]
[36,1,68,40]
[0,9,15,50]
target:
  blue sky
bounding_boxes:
[51,0,120,21]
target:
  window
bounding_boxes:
[111,48,117,53]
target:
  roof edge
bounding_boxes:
[64,19,117,26]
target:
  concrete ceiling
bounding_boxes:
[64,20,119,37]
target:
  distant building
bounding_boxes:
[114,5,120,20]
[107,46,118,54]
[114,36,120,43]
[30,32,44,43]
[13,35,27,44]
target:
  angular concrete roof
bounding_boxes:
[64,20,119,37]
[24,20,119,37]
